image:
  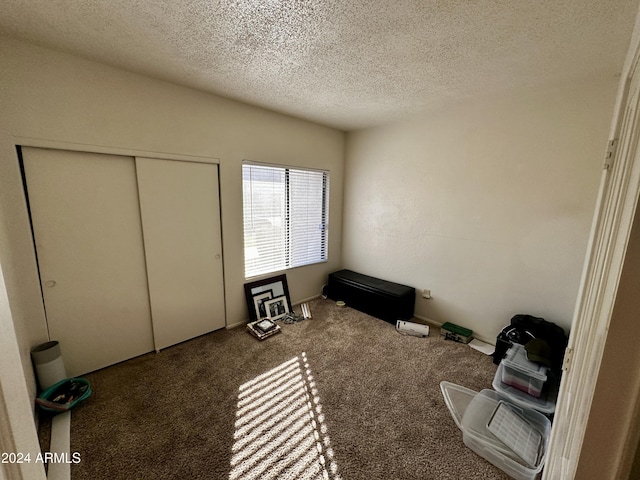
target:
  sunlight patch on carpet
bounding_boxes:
[229,352,341,480]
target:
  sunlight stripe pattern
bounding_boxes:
[229,353,341,480]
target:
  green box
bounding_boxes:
[440,322,473,344]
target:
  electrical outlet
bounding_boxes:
[422,289,431,299]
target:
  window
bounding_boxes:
[242,162,329,278]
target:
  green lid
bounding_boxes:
[442,322,473,337]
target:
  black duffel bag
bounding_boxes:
[493,314,568,375]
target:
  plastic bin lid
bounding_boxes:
[492,363,557,414]
[459,388,527,459]
[502,344,548,381]
[440,381,477,429]
[441,381,552,477]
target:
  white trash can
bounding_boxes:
[31,341,67,390]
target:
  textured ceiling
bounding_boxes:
[0,1,638,130]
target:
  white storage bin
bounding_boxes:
[493,363,557,415]
[441,382,551,480]
[501,344,548,398]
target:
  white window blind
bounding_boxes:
[243,163,329,278]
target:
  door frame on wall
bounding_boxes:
[12,136,220,164]
[543,11,640,480]
[18,142,226,372]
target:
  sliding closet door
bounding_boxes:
[136,158,225,350]
[22,148,155,376]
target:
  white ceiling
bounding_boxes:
[1,1,638,131]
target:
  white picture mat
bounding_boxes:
[264,295,290,320]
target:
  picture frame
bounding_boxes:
[264,295,290,321]
[252,290,273,320]
[244,274,292,322]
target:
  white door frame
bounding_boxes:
[0,267,47,480]
[543,10,640,480]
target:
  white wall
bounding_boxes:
[0,37,344,398]
[343,79,617,340]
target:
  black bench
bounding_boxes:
[325,269,415,324]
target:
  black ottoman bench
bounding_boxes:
[325,269,415,324]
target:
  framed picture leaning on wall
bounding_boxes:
[252,290,273,319]
[244,274,292,322]
[264,295,290,321]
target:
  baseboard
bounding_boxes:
[292,294,322,307]
[412,314,495,346]
[226,320,245,330]
[412,313,441,328]
[226,294,323,330]
[48,411,71,480]
[229,302,496,346]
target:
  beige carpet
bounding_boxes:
[56,298,517,479]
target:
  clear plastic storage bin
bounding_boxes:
[501,344,548,398]
[493,363,557,415]
[441,381,551,480]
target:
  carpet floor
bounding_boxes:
[60,298,519,479]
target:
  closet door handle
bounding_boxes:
[45,280,57,288]
[215,254,221,260]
